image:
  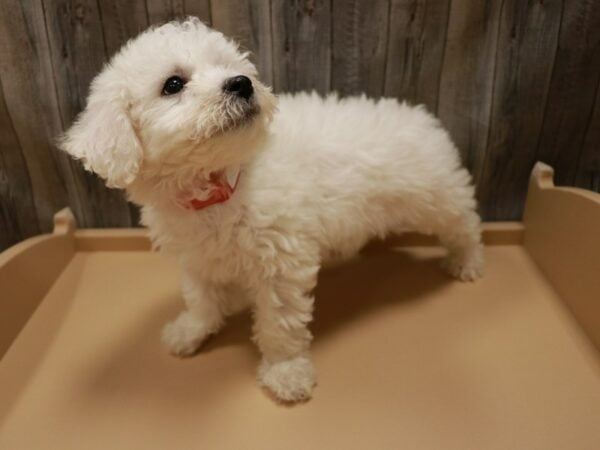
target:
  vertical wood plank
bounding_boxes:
[478,0,562,220]
[208,0,273,86]
[0,80,40,250]
[248,0,273,87]
[331,0,390,97]
[536,0,600,187]
[575,78,600,193]
[44,0,133,227]
[147,0,184,23]
[98,1,152,226]
[184,0,211,25]
[383,0,451,112]
[146,0,211,24]
[0,0,71,233]
[98,0,149,55]
[437,0,503,207]
[271,0,331,93]
[44,1,107,130]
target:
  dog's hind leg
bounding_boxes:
[161,271,230,356]
[392,178,484,282]
[423,179,484,281]
[435,206,484,281]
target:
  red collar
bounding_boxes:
[178,167,240,210]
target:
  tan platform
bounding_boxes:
[1,163,599,449]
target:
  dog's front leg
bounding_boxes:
[252,278,317,402]
[162,270,227,356]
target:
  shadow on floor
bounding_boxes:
[82,247,452,407]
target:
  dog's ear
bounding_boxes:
[60,80,142,189]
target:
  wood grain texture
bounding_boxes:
[437,0,503,191]
[271,0,332,93]
[0,0,69,234]
[576,76,600,192]
[147,0,186,23]
[211,0,273,85]
[478,0,562,220]
[383,0,451,112]
[1,0,600,251]
[98,0,149,55]
[97,1,153,227]
[536,0,600,187]
[43,0,134,228]
[331,0,390,97]
[183,0,212,25]
[0,79,40,250]
[146,0,211,24]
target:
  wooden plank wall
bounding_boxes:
[1,0,599,251]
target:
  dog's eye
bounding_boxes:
[162,76,186,95]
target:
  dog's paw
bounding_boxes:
[161,311,211,357]
[442,245,484,282]
[258,356,316,403]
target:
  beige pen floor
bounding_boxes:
[1,244,599,450]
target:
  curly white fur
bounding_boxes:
[61,18,484,403]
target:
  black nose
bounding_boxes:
[223,75,253,100]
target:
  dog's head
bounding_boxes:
[60,18,276,192]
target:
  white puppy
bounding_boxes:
[61,18,483,402]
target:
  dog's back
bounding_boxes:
[244,92,476,263]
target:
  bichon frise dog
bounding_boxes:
[61,18,483,402]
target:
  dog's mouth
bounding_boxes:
[223,102,260,132]
[190,96,264,143]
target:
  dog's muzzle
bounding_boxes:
[219,75,260,131]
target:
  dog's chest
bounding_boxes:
[183,235,254,284]
[147,208,275,284]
